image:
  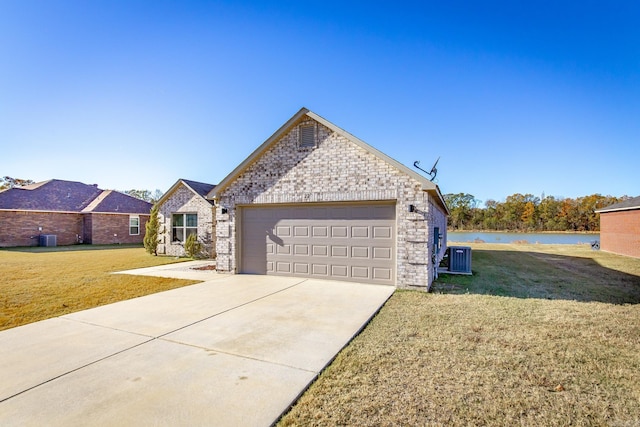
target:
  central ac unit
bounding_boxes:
[39,234,57,247]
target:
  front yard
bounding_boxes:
[0,245,196,331]
[279,244,640,426]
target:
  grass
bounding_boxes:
[0,245,197,331]
[279,243,640,426]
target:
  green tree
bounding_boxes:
[444,193,478,230]
[1,176,34,190]
[143,205,160,256]
[124,189,164,203]
[538,196,562,231]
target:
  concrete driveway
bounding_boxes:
[0,263,394,426]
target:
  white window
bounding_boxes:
[129,216,140,235]
[172,213,197,242]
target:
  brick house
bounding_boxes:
[156,179,216,257]
[595,196,640,258]
[165,108,448,289]
[0,180,152,247]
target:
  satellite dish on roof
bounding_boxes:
[414,157,439,181]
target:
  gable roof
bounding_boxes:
[208,108,449,214]
[595,195,640,213]
[81,190,153,214]
[157,179,216,206]
[0,179,152,214]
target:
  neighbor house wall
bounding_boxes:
[599,210,640,259]
[87,213,150,245]
[0,210,83,247]
[157,185,216,257]
[215,117,443,289]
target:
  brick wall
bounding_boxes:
[215,117,448,289]
[599,210,640,258]
[157,184,216,257]
[0,211,83,247]
[87,213,150,245]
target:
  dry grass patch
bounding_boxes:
[280,293,640,426]
[280,244,640,426]
[435,243,640,304]
[0,246,197,331]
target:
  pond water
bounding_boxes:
[448,231,599,245]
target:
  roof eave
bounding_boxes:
[596,206,640,213]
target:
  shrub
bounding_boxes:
[184,233,202,258]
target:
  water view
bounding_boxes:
[448,231,599,245]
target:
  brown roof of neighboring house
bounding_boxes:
[82,190,153,214]
[0,179,152,214]
[595,195,640,213]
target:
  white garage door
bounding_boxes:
[240,203,396,285]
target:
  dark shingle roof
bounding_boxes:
[0,179,103,211]
[83,190,152,214]
[596,195,640,213]
[0,179,152,214]
[182,179,216,199]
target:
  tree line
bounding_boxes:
[444,193,625,232]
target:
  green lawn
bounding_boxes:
[279,244,640,426]
[0,245,196,331]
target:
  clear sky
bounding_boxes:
[1,1,638,204]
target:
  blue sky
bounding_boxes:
[1,1,638,204]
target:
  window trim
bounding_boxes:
[129,215,140,236]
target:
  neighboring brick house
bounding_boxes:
[596,196,640,259]
[204,108,449,289]
[156,179,216,257]
[0,179,152,247]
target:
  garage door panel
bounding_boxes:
[294,244,309,255]
[276,226,291,237]
[276,244,291,255]
[331,246,348,257]
[373,247,392,260]
[331,226,348,238]
[331,265,348,277]
[373,226,392,239]
[352,246,369,258]
[276,262,291,273]
[294,226,309,237]
[351,266,369,279]
[373,267,392,280]
[294,263,309,274]
[241,203,395,285]
[312,245,328,256]
[351,226,369,238]
[312,264,328,276]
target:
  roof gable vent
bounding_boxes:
[299,123,316,148]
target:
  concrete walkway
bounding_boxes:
[0,262,394,426]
